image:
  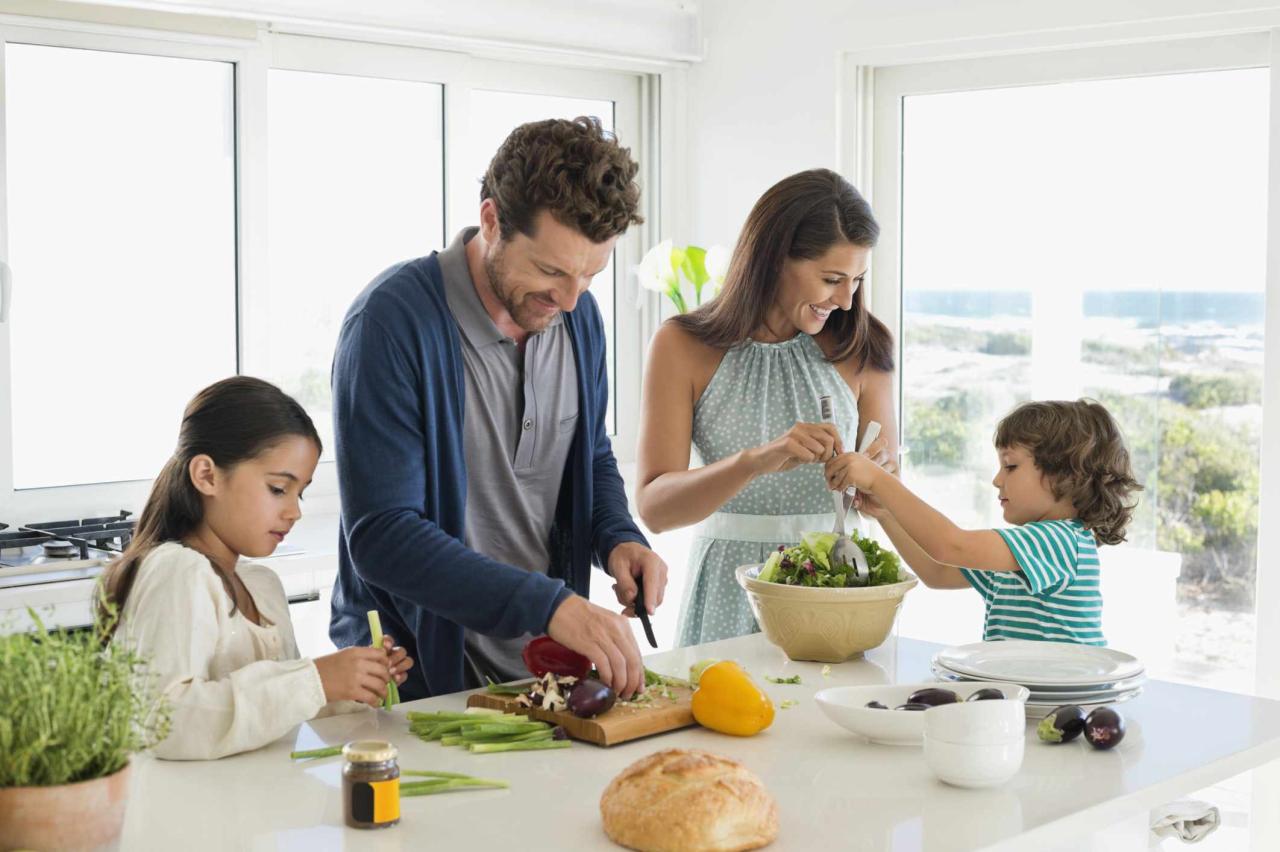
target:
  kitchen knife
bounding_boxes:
[633,572,658,648]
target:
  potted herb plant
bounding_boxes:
[0,610,169,851]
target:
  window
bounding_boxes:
[259,69,445,454]
[872,37,1271,694]
[5,43,236,489]
[0,28,648,516]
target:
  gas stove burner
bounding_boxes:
[41,540,78,559]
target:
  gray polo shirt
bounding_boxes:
[438,228,580,686]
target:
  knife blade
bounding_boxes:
[633,572,658,648]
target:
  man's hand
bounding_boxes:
[607,541,667,618]
[546,595,644,699]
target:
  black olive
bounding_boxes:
[966,688,1005,702]
[1036,704,1087,743]
[865,700,889,710]
[551,726,569,741]
[907,687,959,707]
[894,703,930,711]
[1083,706,1126,750]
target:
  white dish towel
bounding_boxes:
[1149,800,1220,845]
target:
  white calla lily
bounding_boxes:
[701,244,732,286]
[635,239,677,294]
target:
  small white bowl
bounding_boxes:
[924,736,1025,788]
[924,697,1026,745]
[814,682,1031,746]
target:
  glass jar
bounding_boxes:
[342,740,400,829]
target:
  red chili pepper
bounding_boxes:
[522,636,591,680]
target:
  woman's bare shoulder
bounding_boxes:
[648,321,726,399]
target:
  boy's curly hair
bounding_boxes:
[995,399,1142,546]
[480,116,642,243]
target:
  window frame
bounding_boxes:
[851,30,1280,696]
[0,22,655,522]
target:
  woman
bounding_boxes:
[636,169,898,645]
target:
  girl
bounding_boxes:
[636,168,899,645]
[101,377,412,760]
[825,399,1141,646]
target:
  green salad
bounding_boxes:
[757,531,903,588]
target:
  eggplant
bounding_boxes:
[1036,704,1087,743]
[1083,706,1126,750]
[894,703,930,711]
[566,679,617,719]
[965,688,1005,702]
[907,687,959,707]
[865,700,889,710]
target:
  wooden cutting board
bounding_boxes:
[466,682,696,746]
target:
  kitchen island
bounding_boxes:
[118,633,1280,851]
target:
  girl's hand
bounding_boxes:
[745,422,843,475]
[853,490,891,520]
[381,635,414,685]
[314,646,392,707]
[825,451,882,494]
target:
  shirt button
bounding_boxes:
[522,419,533,431]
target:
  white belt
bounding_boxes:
[696,511,854,543]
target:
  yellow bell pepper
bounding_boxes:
[691,661,775,736]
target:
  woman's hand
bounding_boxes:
[745,422,843,476]
[824,450,883,494]
[314,646,393,707]
[852,490,891,520]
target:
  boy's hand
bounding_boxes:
[852,490,890,520]
[381,635,414,685]
[824,451,881,494]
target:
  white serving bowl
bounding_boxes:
[814,682,1031,746]
[923,736,1025,789]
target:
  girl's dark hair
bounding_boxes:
[670,168,893,370]
[995,399,1142,546]
[98,377,321,632]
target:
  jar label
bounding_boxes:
[351,778,401,825]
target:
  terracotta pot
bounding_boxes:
[0,762,131,852]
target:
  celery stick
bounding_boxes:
[468,740,571,754]
[289,745,342,760]
[366,610,398,709]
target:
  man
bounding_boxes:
[329,117,667,700]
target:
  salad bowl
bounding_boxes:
[736,562,917,663]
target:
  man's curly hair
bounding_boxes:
[480,116,642,243]
[995,399,1142,546]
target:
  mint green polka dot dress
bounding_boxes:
[675,333,860,646]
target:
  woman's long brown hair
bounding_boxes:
[671,168,893,370]
[98,376,321,634]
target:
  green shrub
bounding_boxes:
[1169,373,1261,409]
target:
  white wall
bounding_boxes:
[687,0,1280,247]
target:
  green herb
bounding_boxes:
[366,610,400,709]
[821,665,832,678]
[0,606,170,787]
[781,699,799,710]
[758,531,903,587]
[290,745,343,760]
[644,667,692,689]
[765,675,802,685]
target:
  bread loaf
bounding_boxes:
[600,748,778,852]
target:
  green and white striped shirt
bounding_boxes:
[960,519,1105,646]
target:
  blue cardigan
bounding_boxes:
[328,253,647,699]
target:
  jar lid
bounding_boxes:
[342,739,398,763]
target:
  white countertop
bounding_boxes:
[118,633,1280,851]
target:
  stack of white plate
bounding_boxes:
[931,640,1145,719]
